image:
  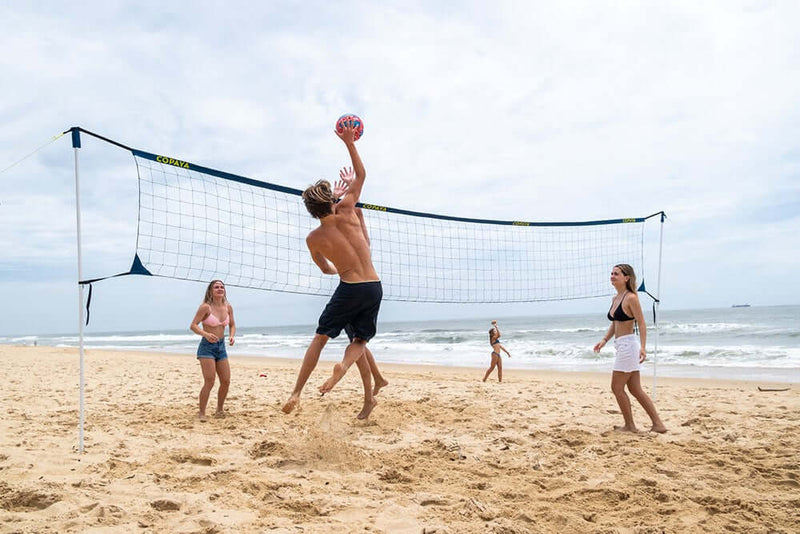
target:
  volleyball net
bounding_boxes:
[75,128,664,304]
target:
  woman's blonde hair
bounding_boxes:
[203,280,227,305]
[614,264,637,294]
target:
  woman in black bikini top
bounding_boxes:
[593,264,666,433]
[607,291,635,322]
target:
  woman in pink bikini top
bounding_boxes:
[189,279,236,421]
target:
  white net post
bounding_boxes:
[71,128,86,453]
[652,213,665,400]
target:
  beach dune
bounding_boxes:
[0,345,798,533]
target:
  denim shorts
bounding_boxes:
[197,338,228,361]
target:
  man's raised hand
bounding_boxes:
[333,179,349,200]
[336,124,357,144]
[339,166,355,185]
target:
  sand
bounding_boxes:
[0,345,798,533]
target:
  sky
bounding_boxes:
[1,1,799,336]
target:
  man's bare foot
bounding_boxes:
[373,378,389,396]
[650,423,668,433]
[282,395,299,414]
[613,424,639,433]
[213,410,226,418]
[197,412,207,422]
[319,363,345,394]
[357,398,377,420]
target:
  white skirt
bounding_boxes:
[613,334,641,373]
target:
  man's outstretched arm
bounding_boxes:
[308,238,337,274]
[336,124,366,207]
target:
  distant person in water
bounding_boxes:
[593,264,667,433]
[190,280,235,422]
[483,320,511,382]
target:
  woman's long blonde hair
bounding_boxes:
[614,264,637,294]
[203,280,227,305]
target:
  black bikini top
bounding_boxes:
[607,292,635,322]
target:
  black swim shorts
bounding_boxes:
[316,280,383,342]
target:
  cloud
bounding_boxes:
[1,1,799,334]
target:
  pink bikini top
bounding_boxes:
[203,312,230,327]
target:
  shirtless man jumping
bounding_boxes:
[281,123,387,419]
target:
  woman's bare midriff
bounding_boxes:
[202,324,226,339]
[612,322,635,338]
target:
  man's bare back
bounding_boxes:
[306,206,378,283]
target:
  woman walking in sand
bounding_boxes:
[190,280,236,421]
[594,265,666,433]
[483,320,511,382]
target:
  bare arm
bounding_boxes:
[227,303,236,345]
[490,321,500,339]
[593,322,615,352]
[307,236,338,274]
[336,125,366,208]
[333,169,370,246]
[190,304,217,342]
[629,294,647,361]
[310,251,337,275]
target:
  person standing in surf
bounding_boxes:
[483,319,511,382]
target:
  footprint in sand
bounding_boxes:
[170,453,214,466]
[0,482,61,511]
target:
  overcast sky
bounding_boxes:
[1,1,798,336]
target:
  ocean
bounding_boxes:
[3,305,798,383]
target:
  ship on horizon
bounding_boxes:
[731,304,751,308]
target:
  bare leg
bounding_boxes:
[611,371,637,431]
[319,339,366,394]
[214,359,231,416]
[282,334,329,414]
[483,353,499,382]
[497,355,503,383]
[355,355,376,419]
[198,359,217,421]
[364,347,388,395]
[628,372,667,433]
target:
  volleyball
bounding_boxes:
[336,114,364,141]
